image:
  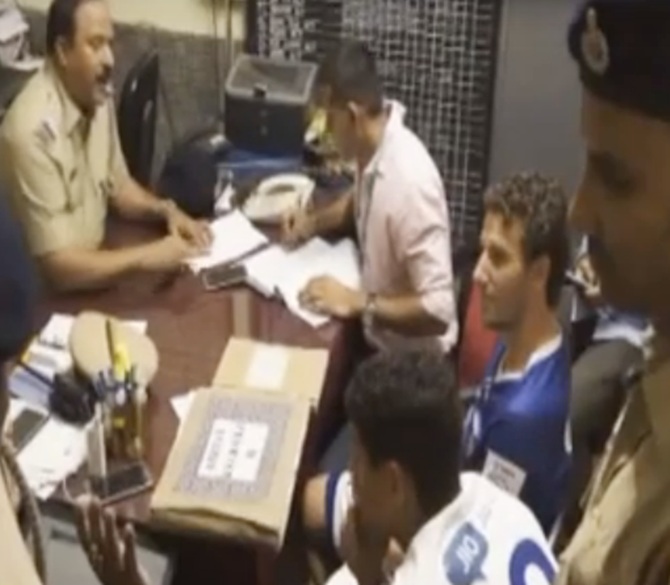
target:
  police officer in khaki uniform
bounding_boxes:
[559,1,670,584]
[0,0,211,293]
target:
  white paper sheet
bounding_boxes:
[187,210,269,273]
[276,238,362,328]
[171,391,195,423]
[17,417,88,500]
[243,245,290,298]
[196,419,269,482]
[244,344,289,391]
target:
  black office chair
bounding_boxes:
[117,50,159,188]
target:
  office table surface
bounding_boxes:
[37,218,358,529]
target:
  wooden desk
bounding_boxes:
[38,220,360,584]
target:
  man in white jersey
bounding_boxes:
[324,350,556,585]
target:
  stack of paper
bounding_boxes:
[8,398,88,500]
[9,314,147,410]
[171,391,196,424]
[187,210,269,273]
[243,245,291,298]
[270,238,361,328]
[242,238,361,327]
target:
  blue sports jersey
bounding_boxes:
[462,335,571,534]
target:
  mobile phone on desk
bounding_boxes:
[87,461,153,506]
[11,408,48,451]
[202,263,248,291]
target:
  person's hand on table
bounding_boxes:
[575,254,603,305]
[142,234,202,273]
[163,201,212,249]
[75,496,151,585]
[282,206,317,248]
[299,276,365,319]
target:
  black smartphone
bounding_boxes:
[89,461,153,506]
[202,263,247,291]
[11,408,48,451]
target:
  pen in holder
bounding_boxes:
[100,318,146,460]
[95,364,144,460]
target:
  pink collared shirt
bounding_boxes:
[355,101,457,353]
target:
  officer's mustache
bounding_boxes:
[96,67,114,95]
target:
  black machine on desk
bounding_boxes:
[157,54,322,219]
[224,53,318,156]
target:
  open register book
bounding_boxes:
[243,237,361,327]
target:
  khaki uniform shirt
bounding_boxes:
[557,334,670,585]
[0,63,128,256]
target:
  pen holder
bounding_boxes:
[106,388,146,461]
[94,366,146,461]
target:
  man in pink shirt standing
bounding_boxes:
[286,39,458,567]
[284,40,457,354]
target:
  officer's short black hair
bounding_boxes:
[318,39,384,116]
[46,0,99,55]
[345,350,461,517]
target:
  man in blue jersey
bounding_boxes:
[463,172,572,535]
[325,350,556,585]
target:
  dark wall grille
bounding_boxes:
[246,0,501,249]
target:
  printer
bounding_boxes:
[224,54,318,157]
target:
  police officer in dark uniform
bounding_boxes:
[559,1,670,584]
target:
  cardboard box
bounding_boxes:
[212,337,329,407]
[151,386,310,549]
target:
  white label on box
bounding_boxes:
[244,344,289,391]
[197,418,269,483]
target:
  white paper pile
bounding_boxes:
[8,398,88,500]
[170,391,197,441]
[243,245,291,298]
[243,237,361,328]
[187,210,269,273]
[171,391,196,423]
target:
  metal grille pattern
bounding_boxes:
[247,0,501,248]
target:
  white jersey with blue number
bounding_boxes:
[327,472,556,585]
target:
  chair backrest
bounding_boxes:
[457,283,498,389]
[117,50,159,188]
[452,243,498,389]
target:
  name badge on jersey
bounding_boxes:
[442,522,488,585]
[482,451,527,497]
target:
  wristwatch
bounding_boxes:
[362,293,378,331]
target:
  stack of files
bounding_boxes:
[187,209,269,273]
[8,398,88,500]
[9,314,147,410]
[243,237,361,328]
